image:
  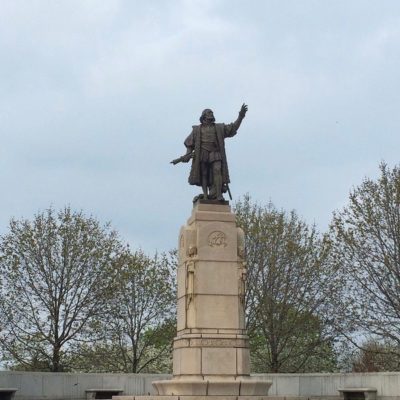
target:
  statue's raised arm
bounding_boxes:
[171,104,248,202]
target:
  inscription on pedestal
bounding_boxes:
[174,337,248,349]
[192,338,238,347]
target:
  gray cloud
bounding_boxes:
[1,0,400,253]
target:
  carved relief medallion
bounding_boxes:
[208,231,227,248]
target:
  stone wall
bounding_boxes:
[0,371,399,400]
[0,372,170,400]
[258,373,400,399]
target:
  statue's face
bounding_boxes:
[203,109,215,122]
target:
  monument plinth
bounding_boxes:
[115,104,272,399]
[151,201,272,398]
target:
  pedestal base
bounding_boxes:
[152,378,272,396]
[113,396,280,400]
[112,377,272,400]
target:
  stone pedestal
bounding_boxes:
[115,202,271,400]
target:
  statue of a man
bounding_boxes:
[172,104,248,201]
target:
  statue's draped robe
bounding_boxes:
[184,122,238,187]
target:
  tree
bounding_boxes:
[0,207,122,371]
[331,163,400,347]
[235,196,341,372]
[350,339,400,372]
[69,249,176,373]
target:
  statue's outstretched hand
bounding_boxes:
[182,153,192,162]
[239,103,248,119]
[170,152,193,165]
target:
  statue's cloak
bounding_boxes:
[184,123,235,187]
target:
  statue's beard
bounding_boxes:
[204,117,215,124]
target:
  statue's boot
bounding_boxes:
[202,182,208,200]
[209,185,217,199]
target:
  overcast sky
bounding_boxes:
[1,0,400,253]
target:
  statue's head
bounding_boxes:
[200,109,215,124]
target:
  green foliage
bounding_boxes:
[69,249,177,373]
[350,340,400,372]
[235,195,341,372]
[330,163,400,346]
[249,312,337,373]
[0,207,122,371]
[66,319,175,373]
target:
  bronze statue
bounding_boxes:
[172,104,248,202]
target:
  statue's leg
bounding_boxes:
[201,161,208,199]
[212,161,224,201]
[208,163,216,199]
